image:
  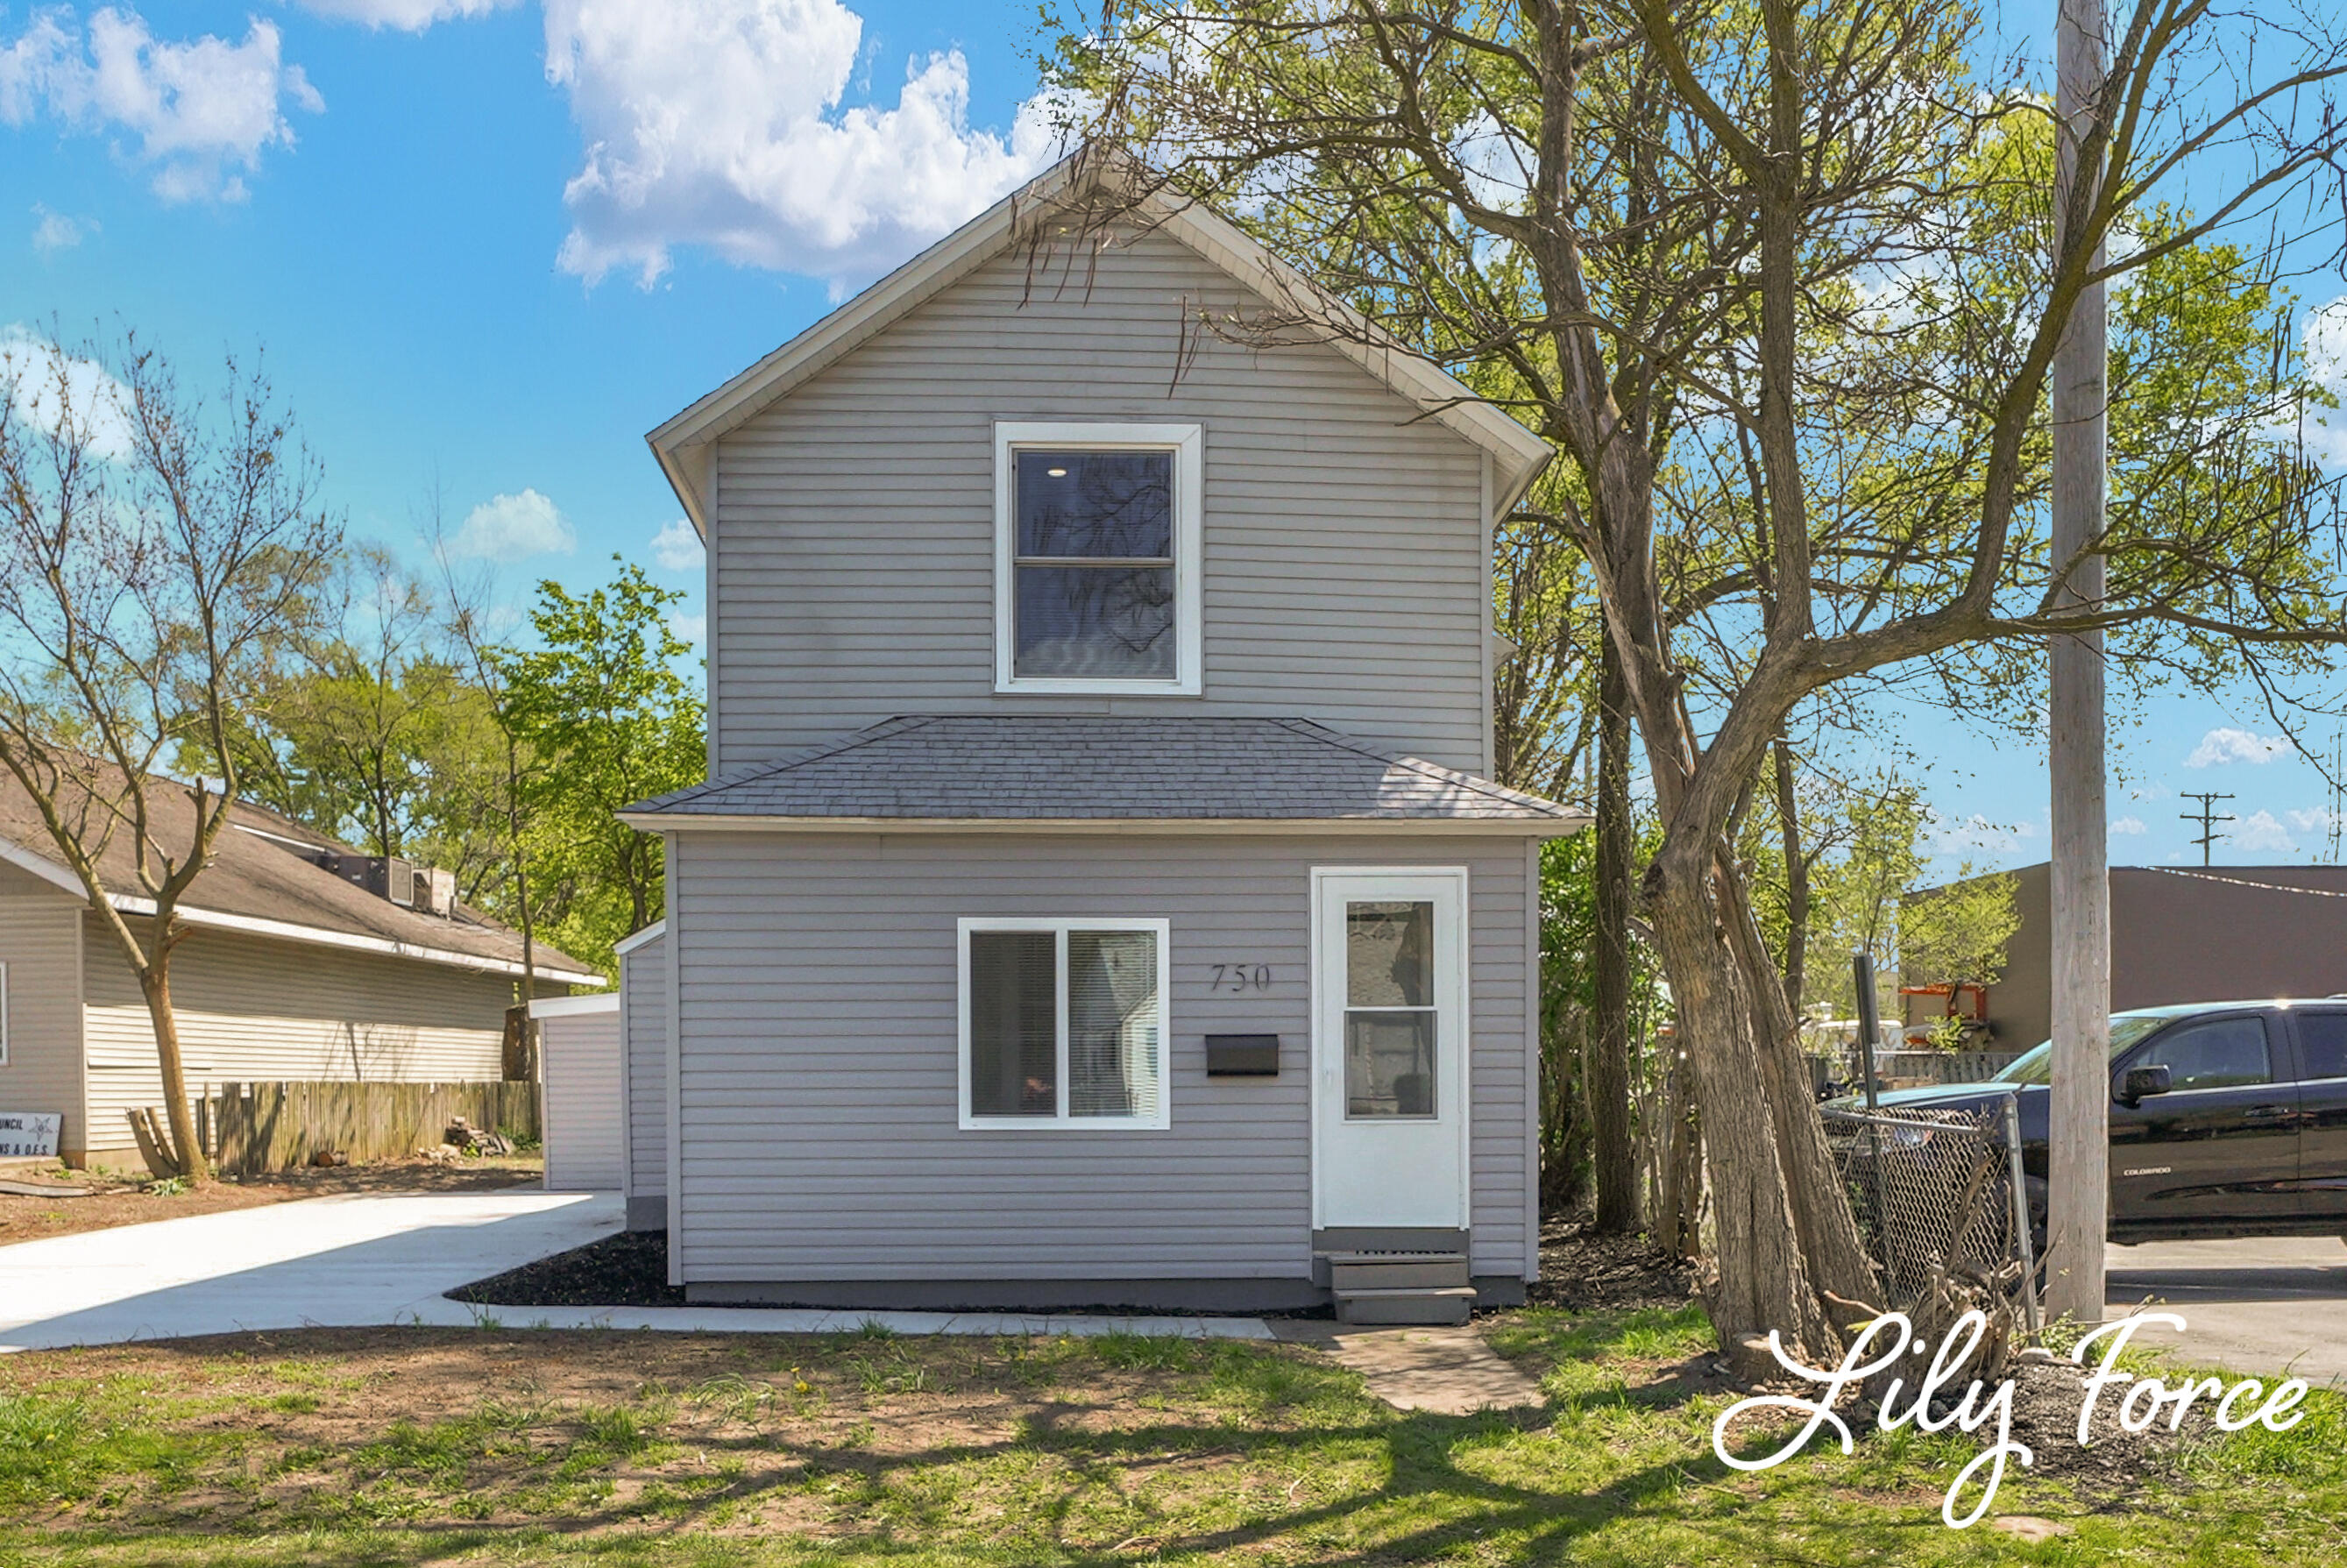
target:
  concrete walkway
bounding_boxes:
[0,1189,1271,1350]
[1275,1321,1545,1415]
[2106,1235,2347,1384]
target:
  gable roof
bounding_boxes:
[619,715,1587,835]
[647,149,1553,536]
[0,770,604,986]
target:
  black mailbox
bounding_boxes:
[1205,1033,1280,1076]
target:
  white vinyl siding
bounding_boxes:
[79,915,514,1153]
[669,831,1534,1282]
[539,1003,625,1191]
[619,929,669,1206]
[709,225,1493,776]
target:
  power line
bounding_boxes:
[2178,791,2236,868]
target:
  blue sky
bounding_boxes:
[4,1,2345,875]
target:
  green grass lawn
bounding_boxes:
[0,1309,2338,1566]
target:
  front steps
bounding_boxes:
[1325,1251,1475,1324]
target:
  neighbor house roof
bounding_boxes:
[0,769,603,986]
[619,716,1588,835]
[646,148,1554,537]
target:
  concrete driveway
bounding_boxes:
[2107,1235,2347,1384]
[0,1188,620,1352]
[0,1189,1276,1347]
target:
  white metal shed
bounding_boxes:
[530,993,624,1192]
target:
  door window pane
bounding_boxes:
[1347,901,1433,1005]
[1345,1011,1436,1117]
[1013,450,1177,679]
[1068,929,1160,1118]
[2136,1018,2272,1091]
[969,933,1056,1116]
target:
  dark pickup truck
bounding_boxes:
[1829,1000,2347,1243]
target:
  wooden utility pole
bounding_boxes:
[2177,791,2235,867]
[2048,0,2111,1327]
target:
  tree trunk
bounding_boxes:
[1589,640,1640,1231]
[136,959,212,1184]
[1646,853,1836,1374]
[1772,741,1808,1013]
[1714,853,1881,1309]
[1659,1060,1704,1257]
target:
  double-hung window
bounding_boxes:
[958,917,1171,1129]
[994,423,1202,693]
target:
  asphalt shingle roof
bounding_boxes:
[626,716,1586,827]
[0,765,599,982]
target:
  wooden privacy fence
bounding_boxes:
[1837,1049,2025,1089]
[195,1081,541,1174]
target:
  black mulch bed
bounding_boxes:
[1528,1217,1699,1314]
[453,1217,1692,1318]
[445,1231,1330,1317]
[450,1230,685,1308]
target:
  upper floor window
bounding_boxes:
[995,422,1202,694]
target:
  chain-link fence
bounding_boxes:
[1820,1097,2040,1330]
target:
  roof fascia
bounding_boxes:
[613,919,669,956]
[0,834,85,897]
[643,153,1552,535]
[1147,196,1553,510]
[620,812,1589,838]
[530,993,621,1018]
[103,890,608,987]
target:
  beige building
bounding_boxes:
[0,777,600,1166]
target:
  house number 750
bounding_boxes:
[1209,963,1273,991]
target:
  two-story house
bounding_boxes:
[613,153,1586,1323]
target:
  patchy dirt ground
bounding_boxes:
[0,1156,543,1245]
[0,1325,1357,1541]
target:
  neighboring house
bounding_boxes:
[0,773,601,1166]
[1906,862,2347,1049]
[615,153,1587,1324]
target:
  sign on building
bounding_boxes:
[0,1111,61,1160]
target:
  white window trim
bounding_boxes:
[993,422,1203,695]
[957,916,1173,1131]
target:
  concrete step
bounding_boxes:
[1324,1252,1471,1292]
[1334,1286,1478,1326]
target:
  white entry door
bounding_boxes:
[1311,868,1471,1231]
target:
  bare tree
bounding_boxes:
[1067,0,2347,1366]
[0,330,339,1181]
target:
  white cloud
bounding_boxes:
[2286,806,2342,836]
[2126,780,2171,801]
[2185,726,2292,767]
[450,488,575,559]
[0,324,137,459]
[2300,296,2347,471]
[2234,809,2296,855]
[541,0,1067,289]
[667,611,706,645]
[1931,812,2025,856]
[649,517,703,571]
[2110,815,2147,834]
[30,203,91,251]
[294,0,515,30]
[0,8,322,202]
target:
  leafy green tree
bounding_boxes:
[495,560,705,974]
[1064,0,2347,1367]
